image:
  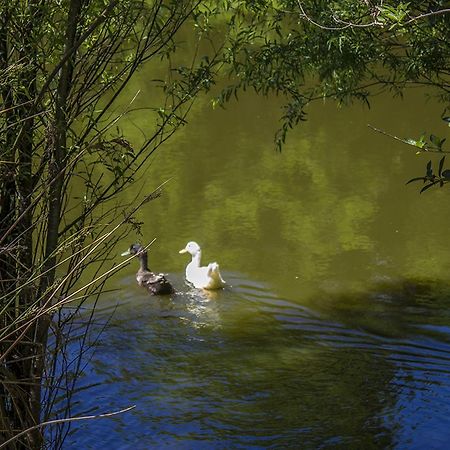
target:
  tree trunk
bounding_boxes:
[40,0,83,293]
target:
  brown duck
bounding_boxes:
[122,243,174,295]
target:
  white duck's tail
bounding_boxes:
[207,262,226,286]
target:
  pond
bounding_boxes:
[62,74,450,449]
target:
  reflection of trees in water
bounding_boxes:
[312,276,450,339]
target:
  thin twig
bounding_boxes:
[0,405,136,449]
[368,124,450,154]
[367,123,410,144]
[404,8,450,25]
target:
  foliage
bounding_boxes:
[404,115,450,192]
[198,1,449,149]
[0,1,217,448]
[368,111,449,192]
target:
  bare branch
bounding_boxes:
[0,405,136,449]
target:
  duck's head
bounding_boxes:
[179,241,201,256]
[121,243,146,257]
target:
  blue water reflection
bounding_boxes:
[61,272,450,449]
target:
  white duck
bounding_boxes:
[179,241,226,290]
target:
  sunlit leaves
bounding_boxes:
[400,132,447,154]
[377,3,411,29]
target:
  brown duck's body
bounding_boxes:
[136,268,174,295]
[123,244,174,295]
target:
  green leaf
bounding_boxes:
[426,160,433,177]
[430,134,440,145]
[438,156,445,176]
[420,182,437,194]
[430,134,445,150]
[418,135,427,149]
[406,177,426,185]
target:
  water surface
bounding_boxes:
[63,80,450,449]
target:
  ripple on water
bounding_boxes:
[60,272,450,449]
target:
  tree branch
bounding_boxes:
[0,405,136,449]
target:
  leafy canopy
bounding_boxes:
[194,0,449,148]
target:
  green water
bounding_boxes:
[64,80,450,449]
[119,85,450,300]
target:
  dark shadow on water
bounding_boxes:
[308,276,450,341]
